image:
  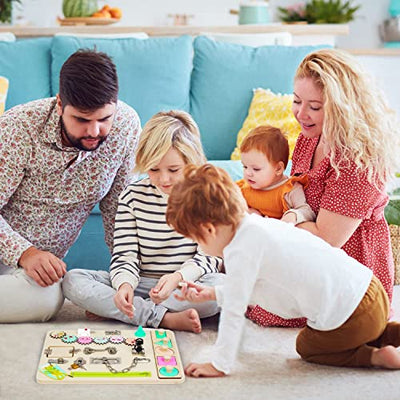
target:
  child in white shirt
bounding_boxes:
[237,125,314,328]
[166,163,400,377]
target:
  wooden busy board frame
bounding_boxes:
[36,328,185,384]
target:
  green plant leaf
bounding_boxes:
[291,0,361,24]
[385,188,400,226]
[385,200,400,226]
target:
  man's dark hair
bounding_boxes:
[59,49,118,110]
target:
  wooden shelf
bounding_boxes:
[348,48,400,56]
[0,23,349,38]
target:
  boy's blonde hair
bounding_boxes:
[166,164,247,241]
[134,110,207,173]
[240,125,289,168]
[295,48,400,185]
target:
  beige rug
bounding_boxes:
[1,287,400,400]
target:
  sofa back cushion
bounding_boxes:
[190,36,327,160]
[0,38,52,110]
[51,35,193,125]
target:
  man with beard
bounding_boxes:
[0,49,141,322]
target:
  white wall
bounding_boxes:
[12,1,400,116]
[15,0,393,49]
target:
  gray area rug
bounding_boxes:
[1,287,400,400]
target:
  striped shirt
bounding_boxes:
[109,178,223,291]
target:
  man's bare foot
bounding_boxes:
[371,346,400,369]
[160,309,202,333]
[85,310,108,322]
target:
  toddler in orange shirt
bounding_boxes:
[237,125,314,327]
[237,125,315,225]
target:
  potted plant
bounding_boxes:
[385,179,400,285]
[278,0,360,24]
[0,0,21,24]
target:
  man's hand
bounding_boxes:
[174,281,216,303]
[114,283,135,318]
[185,362,225,378]
[18,246,66,287]
[149,272,182,304]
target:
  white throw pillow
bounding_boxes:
[200,32,292,47]
[54,32,148,39]
[0,32,16,42]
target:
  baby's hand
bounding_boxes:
[114,283,135,319]
[185,362,225,378]
[281,211,297,224]
[174,281,216,303]
[150,272,182,304]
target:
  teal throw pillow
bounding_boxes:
[0,38,52,110]
[51,35,193,124]
[190,36,329,160]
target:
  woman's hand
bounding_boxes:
[185,362,225,378]
[149,272,182,304]
[114,283,134,318]
[174,281,216,303]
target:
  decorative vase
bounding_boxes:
[238,2,271,25]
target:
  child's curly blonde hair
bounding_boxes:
[166,164,247,241]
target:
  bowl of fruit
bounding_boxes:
[59,0,122,25]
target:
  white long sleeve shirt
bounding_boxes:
[212,213,372,374]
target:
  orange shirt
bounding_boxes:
[237,175,308,218]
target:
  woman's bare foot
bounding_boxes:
[160,309,202,333]
[85,310,108,322]
[371,346,400,369]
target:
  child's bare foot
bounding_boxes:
[85,310,108,322]
[160,309,202,333]
[371,346,400,369]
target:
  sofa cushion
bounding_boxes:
[0,38,52,110]
[51,35,193,124]
[190,36,326,160]
[231,88,301,160]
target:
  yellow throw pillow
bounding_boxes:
[231,88,301,160]
[0,76,9,116]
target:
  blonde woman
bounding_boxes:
[63,110,224,333]
[248,48,400,327]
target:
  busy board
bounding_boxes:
[36,327,185,384]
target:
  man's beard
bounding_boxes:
[60,117,107,152]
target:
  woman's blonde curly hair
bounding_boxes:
[295,48,400,186]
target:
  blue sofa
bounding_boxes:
[0,35,322,270]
